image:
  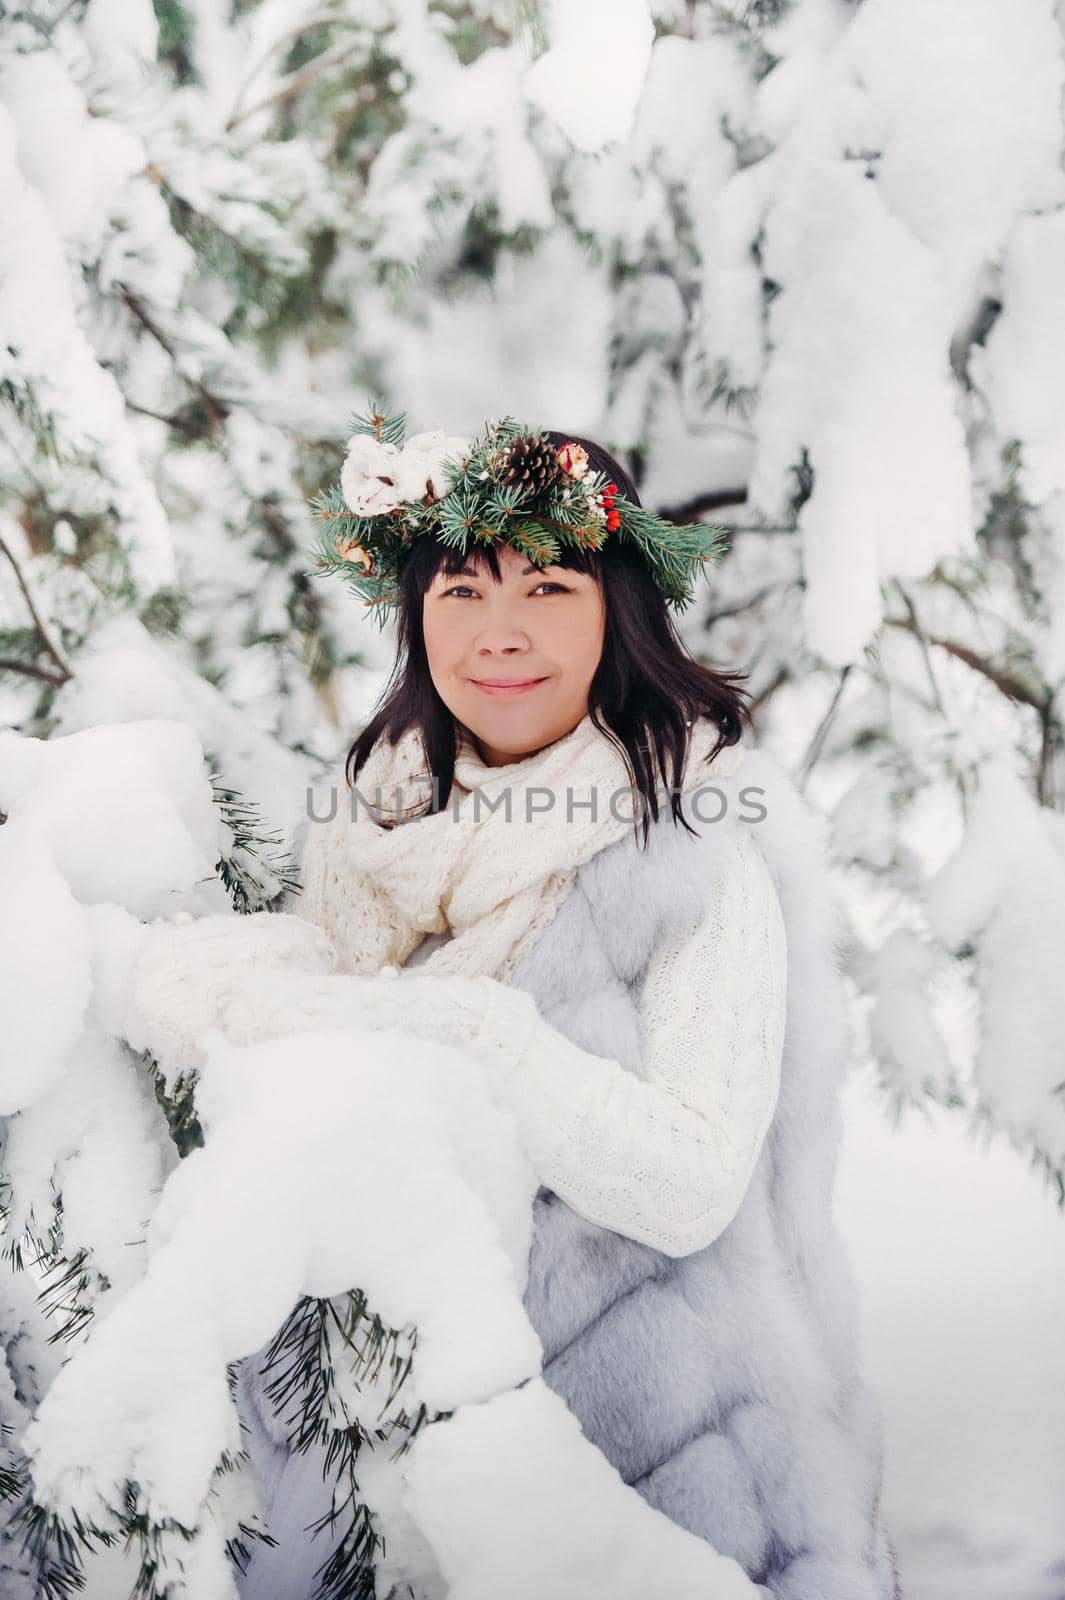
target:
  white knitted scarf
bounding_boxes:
[300,711,738,983]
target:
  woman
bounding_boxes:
[125,419,902,1599]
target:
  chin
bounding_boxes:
[459,696,563,747]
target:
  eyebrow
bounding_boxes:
[447,562,544,577]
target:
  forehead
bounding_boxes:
[440,558,543,578]
[433,544,595,581]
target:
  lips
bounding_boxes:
[469,676,550,696]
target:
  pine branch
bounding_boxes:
[0,377,62,460]
[251,1288,438,1600]
[0,1188,97,1347]
[10,1495,105,1600]
[147,1057,204,1157]
[209,777,301,914]
[347,397,406,449]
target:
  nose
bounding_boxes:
[478,638,529,654]
[472,611,532,654]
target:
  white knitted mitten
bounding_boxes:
[124,910,542,1084]
[123,910,339,1069]
[235,966,544,1093]
[196,968,518,1060]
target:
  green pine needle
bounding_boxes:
[345,397,405,448]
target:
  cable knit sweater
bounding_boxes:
[123,740,788,1258]
[392,821,788,1256]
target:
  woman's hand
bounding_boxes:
[122,910,338,1069]
[122,912,541,1082]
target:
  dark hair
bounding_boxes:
[345,430,752,847]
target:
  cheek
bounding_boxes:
[422,606,464,671]
[550,594,604,675]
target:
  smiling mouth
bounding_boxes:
[469,676,550,694]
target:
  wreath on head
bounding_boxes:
[306,398,730,630]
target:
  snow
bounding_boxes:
[745,0,1065,664]
[402,1381,759,1600]
[22,1020,537,1530]
[47,616,324,850]
[0,88,177,594]
[838,1064,1065,1600]
[924,759,1065,1152]
[366,230,614,439]
[0,835,91,1114]
[976,209,1065,508]
[840,0,1065,313]
[750,138,974,665]
[0,52,146,254]
[523,0,656,154]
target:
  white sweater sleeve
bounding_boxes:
[474,825,789,1257]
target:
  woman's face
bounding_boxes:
[422,541,606,766]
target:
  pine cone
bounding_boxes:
[498,433,560,495]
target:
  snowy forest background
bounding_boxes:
[2,0,1065,1596]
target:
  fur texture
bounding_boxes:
[509,748,902,1598]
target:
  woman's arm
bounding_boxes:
[466,825,789,1258]
[119,832,787,1260]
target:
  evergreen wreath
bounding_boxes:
[306,398,730,629]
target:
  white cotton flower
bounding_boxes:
[405,430,452,453]
[393,430,472,502]
[340,434,404,516]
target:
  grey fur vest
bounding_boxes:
[507,747,901,1600]
[234,745,902,1600]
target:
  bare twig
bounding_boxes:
[0,657,67,686]
[704,580,779,624]
[798,665,851,783]
[0,532,74,683]
[747,663,788,719]
[124,398,212,440]
[889,579,946,716]
[1036,701,1059,809]
[118,287,226,439]
[657,487,797,539]
[884,611,1063,805]
[882,615,1049,712]
[225,39,363,132]
[226,12,347,126]
[659,487,748,523]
